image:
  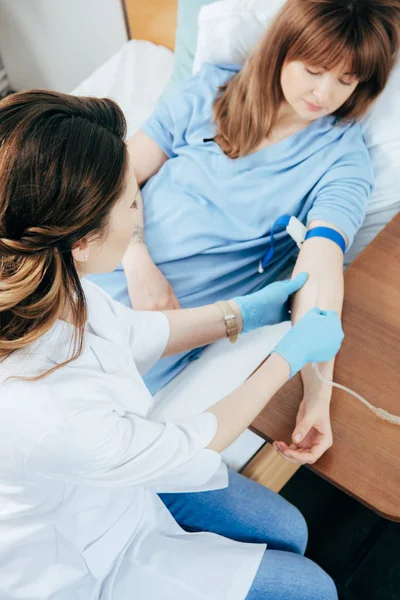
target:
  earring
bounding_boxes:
[83,251,89,261]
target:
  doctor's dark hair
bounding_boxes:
[0,90,128,377]
[214,0,400,158]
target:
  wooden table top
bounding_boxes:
[251,213,400,521]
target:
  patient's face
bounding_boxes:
[280,60,359,122]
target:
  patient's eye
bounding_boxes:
[339,75,357,87]
[306,68,322,76]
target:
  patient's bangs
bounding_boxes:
[349,35,383,83]
[287,17,381,83]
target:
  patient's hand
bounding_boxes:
[273,397,333,465]
[125,250,180,311]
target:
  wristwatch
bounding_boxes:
[216,300,239,343]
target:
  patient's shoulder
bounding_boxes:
[195,62,242,89]
[170,62,242,100]
[158,63,243,130]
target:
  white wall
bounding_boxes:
[0,52,11,97]
[0,0,128,93]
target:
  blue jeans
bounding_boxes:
[159,470,338,600]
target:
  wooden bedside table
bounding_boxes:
[248,213,400,521]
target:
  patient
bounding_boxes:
[90,0,400,463]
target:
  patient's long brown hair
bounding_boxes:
[0,91,128,378]
[214,0,400,158]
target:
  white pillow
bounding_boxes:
[193,0,284,72]
[193,0,400,259]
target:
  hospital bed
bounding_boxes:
[72,0,400,486]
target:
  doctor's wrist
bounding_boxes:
[229,300,244,334]
[214,300,244,343]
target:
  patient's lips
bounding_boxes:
[304,99,324,112]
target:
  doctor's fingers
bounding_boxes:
[283,272,309,296]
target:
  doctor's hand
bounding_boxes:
[270,307,343,464]
[271,307,344,378]
[273,397,333,465]
[125,247,180,311]
[232,272,308,332]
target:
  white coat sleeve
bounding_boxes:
[123,309,170,376]
[85,280,170,375]
[24,404,221,493]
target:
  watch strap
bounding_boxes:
[216,300,239,343]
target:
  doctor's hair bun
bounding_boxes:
[0,89,129,376]
[0,226,69,256]
[0,247,63,339]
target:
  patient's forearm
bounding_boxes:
[123,130,168,273]
[291,231,344,400]
[122,189,152,272]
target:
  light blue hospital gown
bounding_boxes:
[89,63,373,393]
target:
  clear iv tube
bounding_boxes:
[306,284,400,424]
[311,363,400,426]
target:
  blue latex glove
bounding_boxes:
[272,307,344,378]
[233,272,308,333]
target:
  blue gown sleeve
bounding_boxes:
[140,75,200,159]
[306,125,374,249]
[140,63,236,159]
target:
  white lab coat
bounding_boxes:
[0,281,264,600]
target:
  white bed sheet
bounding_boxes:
[72,39,174,138]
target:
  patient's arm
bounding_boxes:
[128,130,168,186]
[291,219,345,396]
[273,219,345,465]
[122,132,180,310]
[124,131,168,245]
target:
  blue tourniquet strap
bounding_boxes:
[305,227,346,253]
[260,214,291,271]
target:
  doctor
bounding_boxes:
[0,91,342,600]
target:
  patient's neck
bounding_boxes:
[254,101,314,152]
